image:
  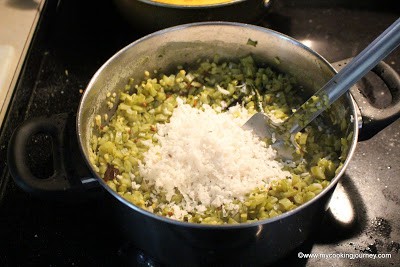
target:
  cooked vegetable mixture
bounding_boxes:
[89,55,352,224]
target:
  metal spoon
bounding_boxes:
[243,18,400,158]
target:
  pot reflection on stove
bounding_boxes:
[312,173,367,244]
[328,182,357,227]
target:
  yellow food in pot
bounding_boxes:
[151,0,233,6]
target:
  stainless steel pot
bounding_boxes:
[113,0,271,32]
[8,22,400,266]
[78,22,360,266]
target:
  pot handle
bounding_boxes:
[7,113,101,200]
[332,59,400,140]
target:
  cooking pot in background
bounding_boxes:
[113,0,271,32]
[7,22,400,266]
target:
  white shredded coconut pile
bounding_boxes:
[138,98,290,220]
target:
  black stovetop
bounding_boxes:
[0,0,399,266]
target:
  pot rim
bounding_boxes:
[136,0,248,9]
[77,21,359,229]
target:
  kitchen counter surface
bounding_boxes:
[0,0,44,128]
